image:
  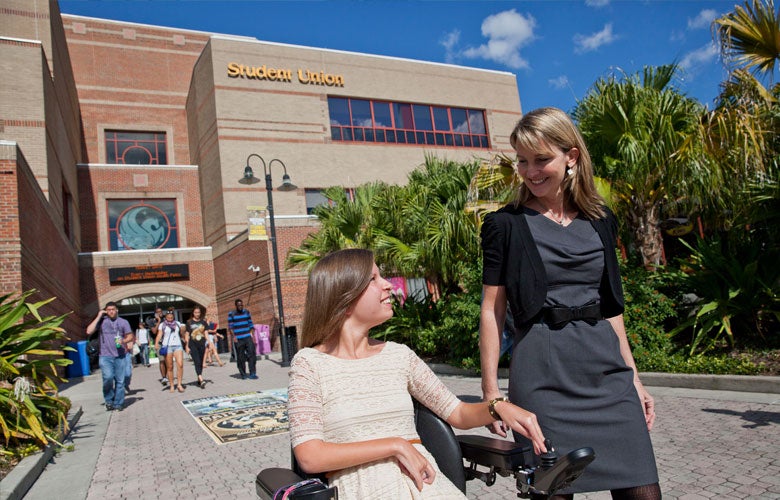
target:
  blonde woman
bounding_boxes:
[480,107,659,499]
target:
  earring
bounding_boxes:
[566,167,573,176]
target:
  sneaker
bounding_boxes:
[248,374,259,380]
[160,377,168,386]
[240,374,247,380]
[105,404,114,411]
[113,405,123,412]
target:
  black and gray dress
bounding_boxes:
[506,208,658,493]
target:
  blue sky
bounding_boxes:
[59,0,743,113]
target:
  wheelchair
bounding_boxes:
[256,401,595,499]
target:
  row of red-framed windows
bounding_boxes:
[328,97,490,148]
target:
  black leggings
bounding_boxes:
[534,482,662,500]
[189,339,207,377]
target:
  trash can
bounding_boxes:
[66,340,90,378]
[217,328,229,353]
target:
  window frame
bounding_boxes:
[105,130,168,165]
[327,97,489,149]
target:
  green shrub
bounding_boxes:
[0,291,72,450]
[620,261,679,370]
[636,351,761,375]
[670,232,780,355]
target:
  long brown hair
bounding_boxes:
[300,249,375,348]
[509,107,605,219]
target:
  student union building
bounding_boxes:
[0,1,522,346]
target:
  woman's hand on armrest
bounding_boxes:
[293,437,435,491]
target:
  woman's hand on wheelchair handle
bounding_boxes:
[494,402,547,455]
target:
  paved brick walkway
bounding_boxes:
[23,353,780,499]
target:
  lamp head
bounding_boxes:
[277,173,297,191]
[239,165,261,185]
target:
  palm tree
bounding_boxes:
[703,0,779,228]
[574,65,712,268]
[374,155,481,294]
[285,182,390,270]
[286,156,482,295]
[713,0,780,83]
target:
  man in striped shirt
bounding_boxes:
[227,299,258,379]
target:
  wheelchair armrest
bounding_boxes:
[256,468,338,500]
[457,434,535,472]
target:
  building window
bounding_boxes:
[305,188,354,214]
[305,189,329,215]
[107,199,178,250]
[105,130,168,165]
[328,97,489,148]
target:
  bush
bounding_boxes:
[0,291,72,453]
[374,263,483,370]
[619,261,680,370]
[670,232,780,355]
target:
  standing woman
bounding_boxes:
[479,107,660,499]
[185,305,212,388]
[155,309,185,393]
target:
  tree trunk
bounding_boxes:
[629,202,665,270]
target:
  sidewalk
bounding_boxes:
[12,353,780,500]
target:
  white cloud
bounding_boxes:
[549,75,570,90]
[441,29,461,64]
[457,9,537,70]
[573,23,617,54]
[585,0,610,7]
[688,9,718,30]
[679,43,718,70]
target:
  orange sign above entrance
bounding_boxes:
[108,264,190,283]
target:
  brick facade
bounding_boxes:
[1,1,522,349]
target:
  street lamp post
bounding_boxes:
[239,154,297,367]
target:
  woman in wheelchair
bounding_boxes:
[288,249,548,499]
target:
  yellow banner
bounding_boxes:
[247,205,268,241]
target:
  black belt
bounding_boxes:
[540,302,602,329]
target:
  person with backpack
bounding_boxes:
[156,308,186,393]
[86,301,133,411]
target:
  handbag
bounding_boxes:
[159,323,174,356]
[132,344,141,356]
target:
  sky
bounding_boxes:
[58,0,750,113]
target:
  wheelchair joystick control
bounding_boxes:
[539,439,558,469]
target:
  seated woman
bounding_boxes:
[287,249,547,499]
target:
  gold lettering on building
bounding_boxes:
[226,63,344,86]
[297,69,345,87]
[227,63,293,82]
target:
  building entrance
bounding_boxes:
[117,294,196,331]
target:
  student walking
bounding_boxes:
[136,321,150,367]
[228,299,257,379]
[185,305,213,388]
[156,309,185,393]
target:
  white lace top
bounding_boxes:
[288,341,465,499]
